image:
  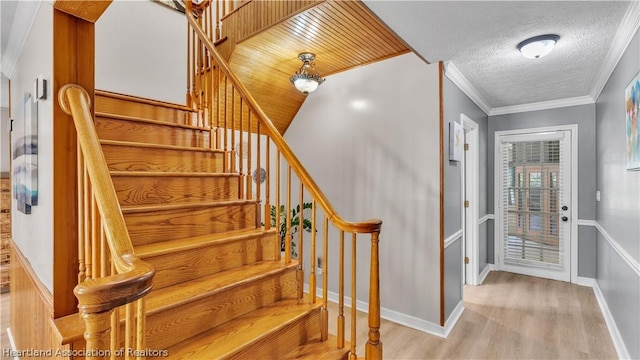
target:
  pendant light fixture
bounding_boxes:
[517,34,560,59]
[290,52,325,94]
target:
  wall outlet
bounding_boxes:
[317,257,323,269]
[596,190,601,202]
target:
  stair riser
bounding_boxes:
[145,268,298,350]
[103,144,224,173]
[229,308,322,360]
[96,117,210,148]
[96,94,196,125]
[112,175,239,206]
[125,204,257,245]
[143,234,277,290]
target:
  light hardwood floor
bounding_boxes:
[0,272,618,359]
[328,271,617,359]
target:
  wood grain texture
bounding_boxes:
[95,114,210,148]
[144,262,298,350]
[123,201,258,245]
[136,229,278,290]
[226,0,410,134]
[102,140,225,173]
[281,335,349,360]
[111,172,239,206]
[52,8,86,317]
[9,243,70,357]
[439,61,445,327]
[54,0,111,23]
[166,298,322,359]
[326,271,618,360]
[96,89,195,125]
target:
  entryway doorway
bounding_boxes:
[494,126,577,282]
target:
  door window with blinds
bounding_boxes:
[498,130,571,281]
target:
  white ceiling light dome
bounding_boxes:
[517,34,560,59]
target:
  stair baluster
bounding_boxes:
[59,84,155,360]
[186,1,384,357]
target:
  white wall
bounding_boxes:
[284,53,442,324]
[10,2,53,292]
[1,107,9,176]
[96,0,187,104]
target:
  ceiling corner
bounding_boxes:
[1,1,42,78]
[589,0,640,102]
[444,61,492,115]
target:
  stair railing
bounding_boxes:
[185,1,383,359]
[59,84,156,360]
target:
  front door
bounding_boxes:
[497,129,572,282]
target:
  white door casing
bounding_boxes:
[461,114,479,285]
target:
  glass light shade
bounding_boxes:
[293,77,320,94]
[518,35,559,59]
[290,52,325,94]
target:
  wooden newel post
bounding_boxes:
[80,308,113,360]
[366,231,382,360]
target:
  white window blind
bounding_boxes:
[500,139,565,269]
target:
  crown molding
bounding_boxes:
[1,1,42,78]
[489,95,595,116]
[590,0,640,102]
[444,61,491,115]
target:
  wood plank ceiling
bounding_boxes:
[227,0,410,134]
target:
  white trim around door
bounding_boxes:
[494,124,579,283]
[461,114,480,286]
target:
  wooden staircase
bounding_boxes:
[54,91,349,359]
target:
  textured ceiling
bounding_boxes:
[363,1,633,110]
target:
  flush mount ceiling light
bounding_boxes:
[517,34,560,59]
[290,52,325,94]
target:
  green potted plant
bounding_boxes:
[269,203,313,258]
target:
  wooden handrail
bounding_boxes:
[186,1,381,234]
[59,84,155,353]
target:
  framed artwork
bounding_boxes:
[625,71,640,170]
[13,93,38,214]
[449,121,463,162]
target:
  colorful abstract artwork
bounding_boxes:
[625,72,640,170]
[12,93,38,214]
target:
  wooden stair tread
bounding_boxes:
[166,298,322,359]
[101,139,225,153]
[135,228,276,258]
[96,89,196,113]
[96,111,210,131]
[110,170,239,178]
[281,335,351,360]
[145,260,297,314]
[53,260,296,345]
[121,199,254,213]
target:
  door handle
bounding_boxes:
[561,216,568,222]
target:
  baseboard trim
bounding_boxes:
[478,264,493,285]
[576,276,595,287]
[443,300,465,337]
[303,285,458,339]
[593,280,630,360]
